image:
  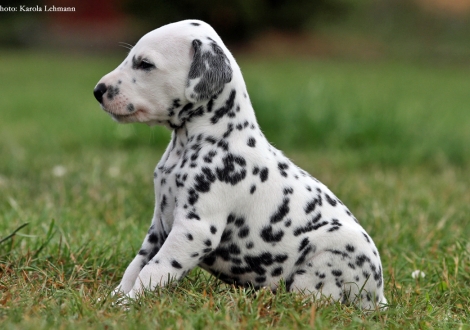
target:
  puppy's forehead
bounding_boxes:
[136,20,220,51]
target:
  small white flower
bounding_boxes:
[411,270,425,279]
[108,166,120,177]
[52,165,67,177]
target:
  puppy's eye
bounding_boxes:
[138,60,155,71]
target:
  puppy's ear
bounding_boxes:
[185,39,233,102]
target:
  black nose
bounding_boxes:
[93,83,107,103]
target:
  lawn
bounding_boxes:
[0,50,469,329]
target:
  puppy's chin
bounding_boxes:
[106,109,144,124]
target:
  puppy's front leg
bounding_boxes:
[127,220,221,299]
[113,222,164,295]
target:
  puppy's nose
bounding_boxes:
[93,83,107,103]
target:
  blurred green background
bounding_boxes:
[1,0,470,167]
[1,1,470,328]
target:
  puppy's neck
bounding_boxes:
[170,86,259,146]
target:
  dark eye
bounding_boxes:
[138,60,155,71]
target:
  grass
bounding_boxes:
[0,50,469,329]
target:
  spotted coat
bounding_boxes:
[93,20,387,309]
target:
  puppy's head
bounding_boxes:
[93,20,233,127]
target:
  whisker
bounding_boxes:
[118,42,134,51]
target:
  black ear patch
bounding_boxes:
[187,39,233,102]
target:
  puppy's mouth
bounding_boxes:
[104,108,143,121]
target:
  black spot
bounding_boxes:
[220,229,232,242]
[138,249,147,256]
[231,266,247,275]
[246,242,254,249]
[210,90,236,124]
[238,226,250,238]
[252,167,260,175]
[216,153,247,185]
[194,167,216,193]
[187,212,200,220]
[190,22,200,26]
[188,188,199,205]
[271,267,283,276]
[160,194,167,213]
[325,194,337,206]
[315,271,326,279]
[277,162,289,177]
[259,168,269,182]
[362,232,371,243]
[332,270,342,277]
[293,213,323,236]
[296,269,306,275]
[260,226,284,243]
[247,137,256,148]
[270,198,290,224]
[220,243,240,256]
[255,276,266,283]
[204,239,212,247]
[283,187,294,195]
[210,226,217,234]
[175,174,185,187]
[186,233,194,241]
[295,245,312,266]
[217,139,229,151]
[298,237,309,252]
[205,136,217,144]
[171,260,182,269]
[356,254,371,267]
[315,282,323,290]
[326,249,349,258]
[203,150,217,163]
[127,103,135,112]
[202,254,216,266]
[178,102,194,120]
[304,196,322,215]
[231,258,242,265]
[346,244,355,253]
[227,214,236,224]
[234,217,245,227]
[250,185,256,194]
[148,233,159,244]
[106,85,119,100]
[274,254,288,263]
[223,123,234,139]
[244,252,274,275]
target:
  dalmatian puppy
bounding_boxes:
[93,20,387,309]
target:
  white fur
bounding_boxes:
[94,20,387,309]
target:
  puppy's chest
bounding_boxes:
[153,149,186,227]
[153,141,212,225]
